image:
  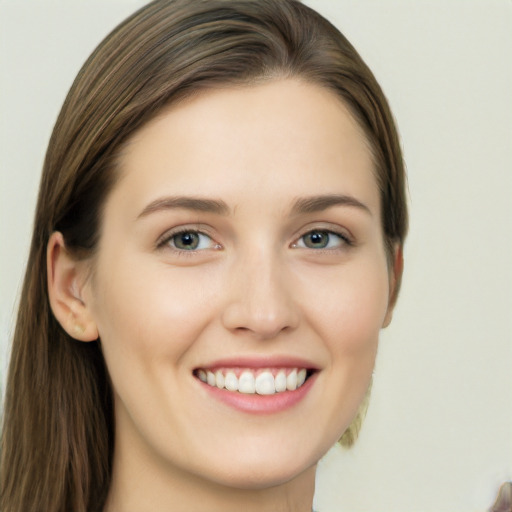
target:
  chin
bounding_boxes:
[209,461,315,491]
[192,439,322,491]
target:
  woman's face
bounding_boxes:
[85,79,394,490]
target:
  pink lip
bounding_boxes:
[194,356,319,414]
[199,373,317,414]
[197,355,319,372]
[195,362,318,415]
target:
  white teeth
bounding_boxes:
[238,371,256,394]
[286,369,298,391]
[275,371,287,392]
[197,367,310,394]
[224,371,238,391]
[255,371,275,395]
[215,370,225,389]
[297,368,307,387]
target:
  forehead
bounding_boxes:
[111,78,379,218]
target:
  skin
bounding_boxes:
[48,78,400,512]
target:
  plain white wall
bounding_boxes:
[1,1,511,511]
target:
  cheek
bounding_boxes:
[272,253,389,449]
[303,256,390,357]
[90,254,222,377]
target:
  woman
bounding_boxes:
[0,0,407,511]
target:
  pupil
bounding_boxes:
[307,231,328,248]
[311,232,323,244]
[181,234,194,245]
[176,232,199,249]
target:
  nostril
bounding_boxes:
[220,271,300,337]
[223,309,297,340]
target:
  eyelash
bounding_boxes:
[157,227,353,254]
[157,227,220,254]
[291,229,353,251]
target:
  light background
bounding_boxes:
[0,1,511,511]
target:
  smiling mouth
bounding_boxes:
[194,367,314,395]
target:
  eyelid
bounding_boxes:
[155,223,354,253]
[290,224,354,249]
[292,231,349,250]
[156,224,221,251]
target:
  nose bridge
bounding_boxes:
[221,243,299,339]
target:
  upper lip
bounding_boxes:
[195,355,319,372]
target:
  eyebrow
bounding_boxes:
[137,193,371,219]
[137,196,230,218]
[291,194,372,216]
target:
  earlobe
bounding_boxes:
[47,232,99,342]
[382,244,404,328]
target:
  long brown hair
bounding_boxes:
[0,1,407,510]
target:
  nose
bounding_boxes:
[221,249,300,340]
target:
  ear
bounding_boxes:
[382,244,404,328]
[47,232,98,341]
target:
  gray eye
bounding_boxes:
[173,232,201,250]
[295,230,346,250]
[302,231,331,249]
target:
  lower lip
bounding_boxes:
[198,372,317,414]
